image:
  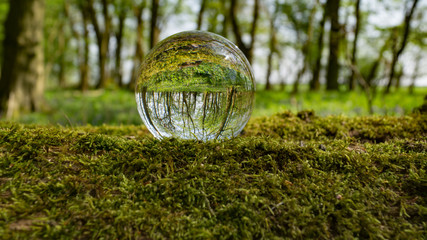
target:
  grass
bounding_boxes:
[7,85,427,126]
[0,111,426,239]
[254,85,427,117]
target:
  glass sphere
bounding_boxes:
[135,31,255,141]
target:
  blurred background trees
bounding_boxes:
[0,0,426,117]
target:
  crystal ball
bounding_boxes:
[135,31,255,141]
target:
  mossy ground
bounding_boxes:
[0,112,426,239]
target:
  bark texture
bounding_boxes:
[0,0,45,118]
[325,0,340,90]
[150,0,160,49]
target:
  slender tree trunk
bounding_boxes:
[130,2,145,90]
[115,9,126,87]
[265,52,273,91]
[65,0,89,91]
[150,0,160,49]
[58,29,67,88]
[43,8,66,88]
[229,0,243,51]
[326,0,340,91]
[366,54,382,88]
[86,0,111,89]
[230,0,259,63]
[265,2,279,91]
[384,0,419,94]
[220,0,229,38]
[349,0,360,91]
[0,0,45,118]
[79,2,90,91]
[280,70,286,90]
[43,17,65,88]
[365,40,388,88]
[310,3,326,91]
[54,12,68,88]
[409,52,421,95]
[248,0,259,62]
[80,22,90,91]
[292,3,317,94]
[98,0,111,89]
[394,65,403,90]
[197,0,207,30]
[292,63,307,94]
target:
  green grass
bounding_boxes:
[0,112,426,238]
[17,89,139,126]
[254,85,427,117]
[8,86,427,126]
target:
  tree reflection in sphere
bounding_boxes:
[135,31,255,141]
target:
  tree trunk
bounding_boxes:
[265,2,279,91]
[409,52,421,95]
[348,0,360,91]
[80,6,90,92]
[86,0,111,89]
[310,3,326,91]
[265,52,273,91]
[325,0,340,91]
[150,0,160,49]
[365,40,388,87]
[292,3,317,94]
[0,0,45,118]
[384,0,419,94]
[197,0,207,30]
[229,0,259,64]
[394,65,403,90]
[292,63,307,95]
[220,0,229,38]
[58,29,67,88]
[130,1,145,90]
[65,0,90,91]
[115,9,126,87]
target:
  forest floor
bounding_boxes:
[0,110,426,239]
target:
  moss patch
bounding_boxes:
[0,112,426,239]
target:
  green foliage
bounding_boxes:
[0,112,426,238]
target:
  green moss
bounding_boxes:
[144,62,251,92]
[0,112,426,239]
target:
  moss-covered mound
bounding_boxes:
[0,112,426,239]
